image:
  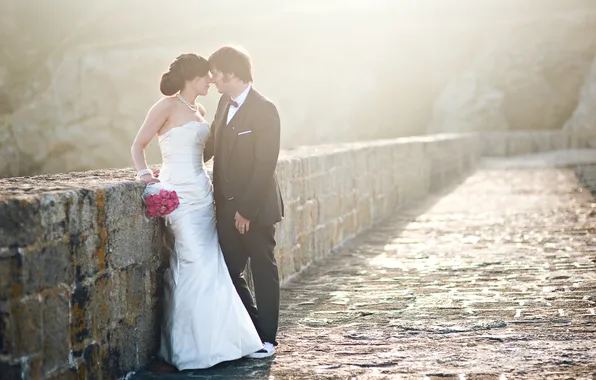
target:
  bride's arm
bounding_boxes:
[131,98,171,184]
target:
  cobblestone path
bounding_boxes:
[134,166,596,379]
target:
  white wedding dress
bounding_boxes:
[156,121,262,370]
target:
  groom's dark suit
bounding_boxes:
[204,87,284,345]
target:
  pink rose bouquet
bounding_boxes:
[142,183,180,217]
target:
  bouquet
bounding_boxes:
[142,183,180,217]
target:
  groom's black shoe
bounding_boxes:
[247,342,275,359]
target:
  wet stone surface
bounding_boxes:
[134,167,596,379]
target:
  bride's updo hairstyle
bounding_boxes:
[160,53,209,96]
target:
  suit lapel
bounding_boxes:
[225,88,256,153]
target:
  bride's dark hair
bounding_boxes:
[160,53,209,96]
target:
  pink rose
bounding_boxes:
[146,204,156,217]
[143,189,180,218]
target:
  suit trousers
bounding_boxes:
[215,200,280,345]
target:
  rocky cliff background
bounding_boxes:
[1,0,595,177]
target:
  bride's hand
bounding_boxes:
[138,174,160,185]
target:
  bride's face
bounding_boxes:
[191,74,212,96]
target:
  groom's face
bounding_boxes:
[210,69,232,95]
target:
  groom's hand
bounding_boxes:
[234,212,250,234]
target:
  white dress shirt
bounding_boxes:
[226,84,252,124]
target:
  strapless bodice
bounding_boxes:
[158,121,210,185]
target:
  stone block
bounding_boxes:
[67,189,99,236]
[319,152,336,173]
[551,132,570,150]
[278,179,292,204]
[105,182,145,222]
[482,133,507,156]
[70,273,112,351]
[321,195,337,223]
[344,211,357,237]
[292,235,310,270]
[42,289,70,373]
[291,178,305,201]
[507,132,536,155]
[288,157,305,181]
[0,360,22,380]
[289,245,303,275]
[22,242,73,295]
[0,198,42,248]
[39,192,70,242]
[274,223,290,256]
[272,251,285,283]
[71,232,101,282]
[281,205,297,243]
[568,131,588,149]
[123,265,150,317]
[273,159,290,181]
[357,198,373,229]
[46,368,77,380]
[303,176,315,202]
[0,304,9,355]
[28,355,43,380]
[533,132,554,152]
[105,311,158,377]
[300,200,318,234]
[0,250,21,300]
[107,217,159,270]
[9,295,43,356]
[302,232,316,262]
[69,283,91,351]
[78,342,111,380]
[106,270,128,324]
[312,174,328,198]
[90,274,112,343]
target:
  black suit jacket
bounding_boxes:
[204,87,284,225]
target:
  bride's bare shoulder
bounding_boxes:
[156,96,177,108]
[147,97,176,116]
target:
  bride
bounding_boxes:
[130,53,263,370]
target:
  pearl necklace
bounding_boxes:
[176,93,198,112]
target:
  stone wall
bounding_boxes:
[480,130,596,157]
[0,133,481,379]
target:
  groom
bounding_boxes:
[204,46,284,358]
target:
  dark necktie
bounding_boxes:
[228,99,239,108]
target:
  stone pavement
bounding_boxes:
[133,164,596,379]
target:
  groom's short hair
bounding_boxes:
[209,46,253,83]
